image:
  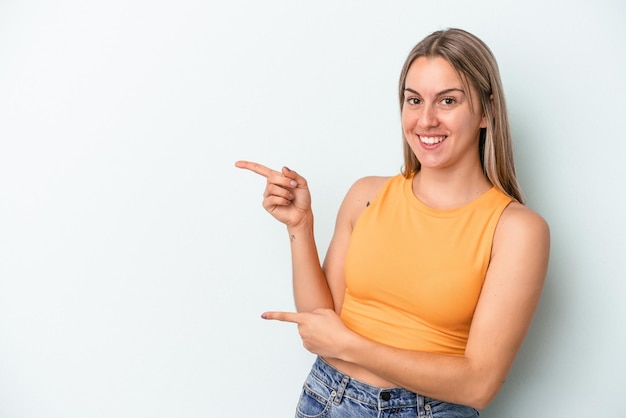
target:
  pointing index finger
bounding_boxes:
[261,311,301,323]
[235,160,274,178]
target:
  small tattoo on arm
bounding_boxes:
[366,201,370,207]
[290,234,296,242]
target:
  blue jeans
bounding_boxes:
[295,357,479,418]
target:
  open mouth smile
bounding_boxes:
[419,135,447,145]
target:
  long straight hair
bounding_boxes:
[398,28,524,203]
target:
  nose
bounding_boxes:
[418,105,439,129]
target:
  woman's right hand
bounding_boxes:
[235,161,312,228]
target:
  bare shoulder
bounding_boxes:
[492,201,550,266]
[497,202,550,240]
[347,176,391,203]
[339,176,391,228]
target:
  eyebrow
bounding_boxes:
[404,87,466,96]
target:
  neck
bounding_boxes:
[412,165,492,210]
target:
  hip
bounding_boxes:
[294,356,479,418]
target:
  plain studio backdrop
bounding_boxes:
[1,1,625,417]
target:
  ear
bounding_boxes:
[480,114,488,129]
[480,94,494,129]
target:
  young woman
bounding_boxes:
[236,28,550,417]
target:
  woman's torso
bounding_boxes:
[327,173,512,387]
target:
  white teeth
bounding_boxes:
[420,136,446,145]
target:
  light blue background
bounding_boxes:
[1,1,624,416]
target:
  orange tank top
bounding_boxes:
[340,174,513,356]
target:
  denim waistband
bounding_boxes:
[310,356,429,409]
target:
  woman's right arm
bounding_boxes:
[289,174,389,313]
[321,176,388,313]
[236,160,385,313]
[235,160,333,312]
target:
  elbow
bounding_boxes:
[467,394,495,411]
[464,377,504,410]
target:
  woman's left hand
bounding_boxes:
[261,309,356,359]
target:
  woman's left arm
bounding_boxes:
[264,203,550,409]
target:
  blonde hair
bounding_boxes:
[398,28,524,203]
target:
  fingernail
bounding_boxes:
[261,313,267,319]
[284,166,291,172]
[290,180,297,187]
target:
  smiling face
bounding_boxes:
[402,56,487,173]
